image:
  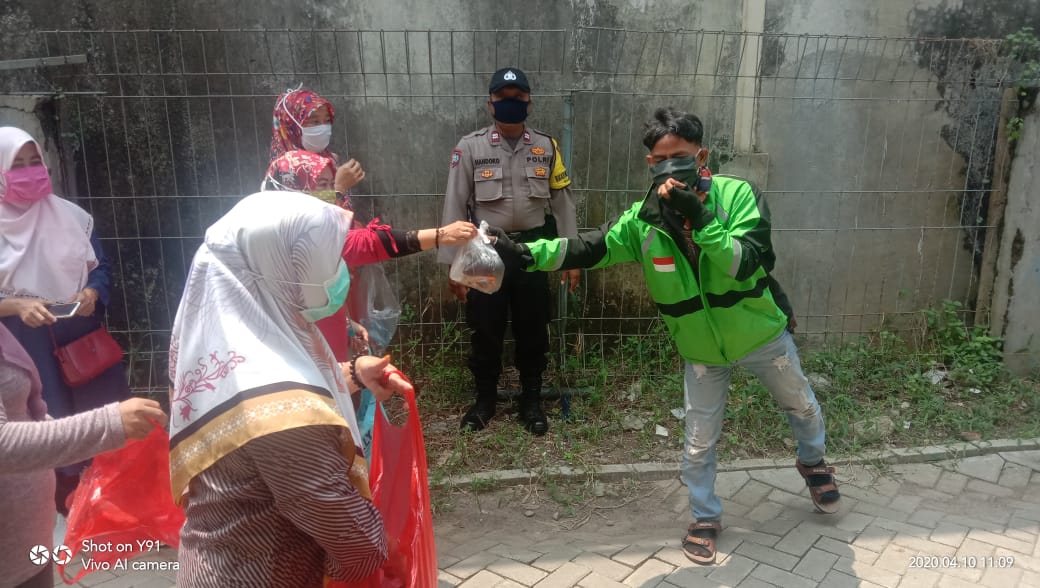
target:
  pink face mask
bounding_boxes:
[1,165,53,206]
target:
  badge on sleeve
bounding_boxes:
[451,149,462,168]
[652,256,676,272]
[549,137,572,190]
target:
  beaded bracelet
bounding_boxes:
[348,356,366,390]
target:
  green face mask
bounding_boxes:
[301,259,351,322]
[304,189,339,205]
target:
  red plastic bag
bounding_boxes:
[58,426,185,584]
[334,386,437,588]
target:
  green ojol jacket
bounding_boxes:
[521,175,788,366]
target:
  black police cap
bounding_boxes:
[488,68,531,94]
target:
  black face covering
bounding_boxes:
[649,155,712,194]
[650,156,698,184]
[491,98,530,124]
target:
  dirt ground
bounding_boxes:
[435,478,683,539]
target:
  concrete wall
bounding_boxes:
[1,0,1035,373]
[0,0,747,339]
[0,98,60,173]
[753,0,982,338]
[991,109,1040,375]
[6,0,738,37]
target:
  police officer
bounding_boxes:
[439,67,579,435]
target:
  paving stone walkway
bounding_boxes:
[51,446,1040,587]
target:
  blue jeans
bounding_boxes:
[681,330,826,521]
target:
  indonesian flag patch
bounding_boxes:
[653,256,676,272]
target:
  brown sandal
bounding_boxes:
[682,520,721,565]
[796,459,841,514]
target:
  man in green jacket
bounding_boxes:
[491,108,840,565]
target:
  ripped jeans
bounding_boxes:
[681,330,826,522]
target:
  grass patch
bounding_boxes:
[390,301,1039,503]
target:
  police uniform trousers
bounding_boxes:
[465,225,553,395]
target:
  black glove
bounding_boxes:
[667,185,716,231]
[487,226,531,270]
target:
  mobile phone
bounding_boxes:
[46,302,81,319]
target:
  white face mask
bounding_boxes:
[301,123,332,152]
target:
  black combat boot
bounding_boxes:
[518,380,548,436]
[461,386,497,432]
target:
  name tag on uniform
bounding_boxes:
[653,256,676,272]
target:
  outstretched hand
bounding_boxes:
[437,221,478,246]
[349,355,415,402]
[486,226,527,270]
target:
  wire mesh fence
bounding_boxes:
[0,28,1020,391]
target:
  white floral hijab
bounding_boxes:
[168,191,367,502]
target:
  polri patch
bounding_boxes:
[530,146,545,155]
[451,149,462,168]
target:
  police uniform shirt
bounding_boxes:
[438,125,578,264]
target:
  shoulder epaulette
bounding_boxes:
[462,126,493,140]
[527,127,557,142]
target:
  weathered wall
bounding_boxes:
[756,0,982,338]
[0,97,60,172]
[0,0,745,336]
[991,108,1040,375]
[2,0,1038,387]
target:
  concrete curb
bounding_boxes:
[436,437,1040,489]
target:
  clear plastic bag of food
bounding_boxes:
[347,263,401,355]
[449,220,505,294]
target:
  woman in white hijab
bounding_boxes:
[0,126,131,514]
[170,190,412,587]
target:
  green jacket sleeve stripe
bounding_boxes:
[525,208,640,271]
[692,179,775,282]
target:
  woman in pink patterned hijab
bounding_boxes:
[270,87,337,161]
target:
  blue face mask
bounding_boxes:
[491,97,529,124]
[301,260,352,322]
